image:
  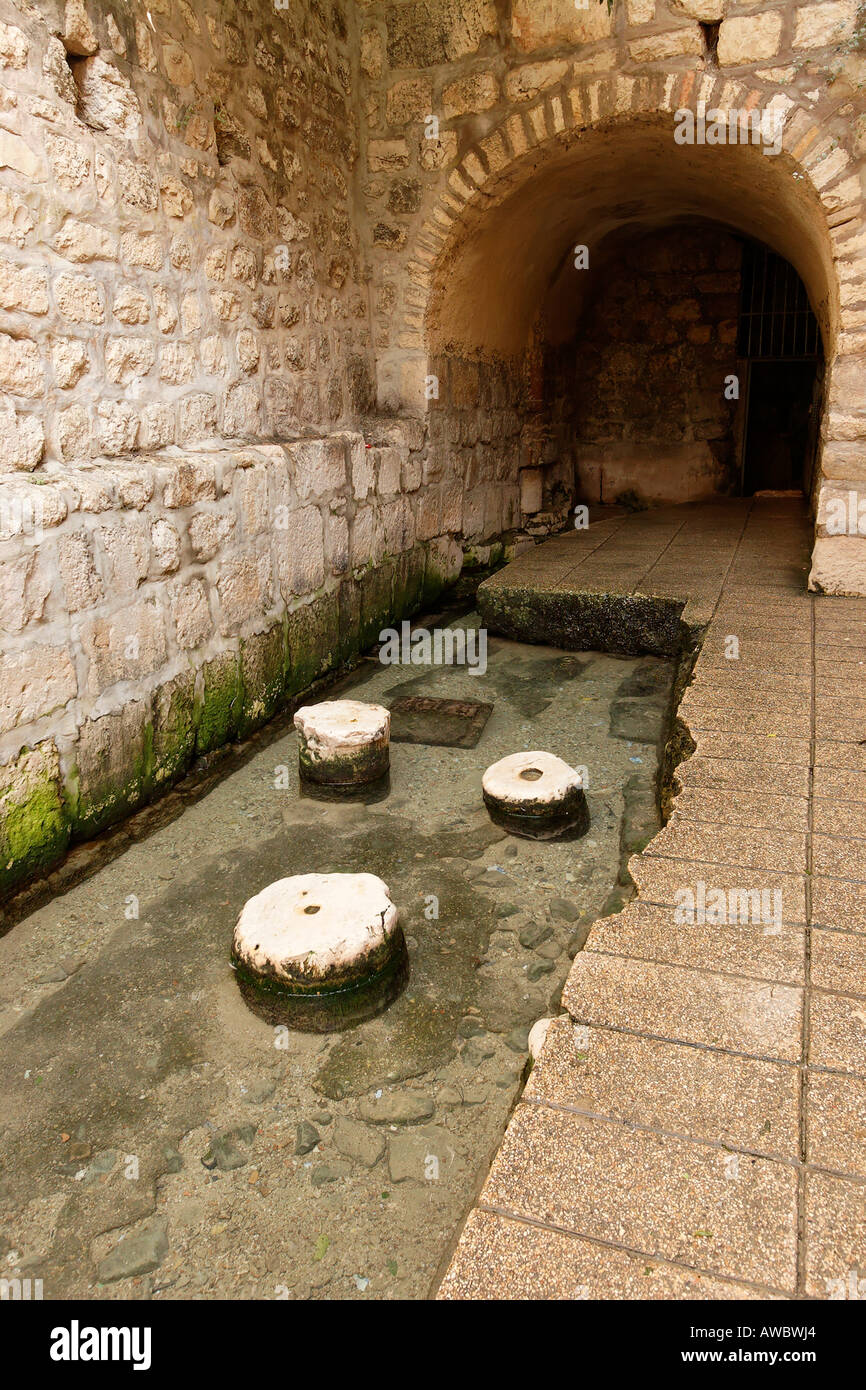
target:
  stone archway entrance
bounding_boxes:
[412,110,848,585]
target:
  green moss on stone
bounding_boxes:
[195,653,242,756]
[239,624,287,737]
[69,704,155,841]
[152,671,197,786]
[286,592,342,698]
[0,745,70,897]
[358,558,395,650]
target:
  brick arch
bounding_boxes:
[383,68,865,589]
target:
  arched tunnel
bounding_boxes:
[424,117,835,541]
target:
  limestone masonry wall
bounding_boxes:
[553,225,745,505]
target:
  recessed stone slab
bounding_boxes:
[294,699,390,785]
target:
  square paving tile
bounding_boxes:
[680,705,812,740]
[438,1209,777,1300]
[811,877,866,934]
[807,1070,866,1179]
[690,730,812,767]
[804,1171,866,1299]
[586,898,804,984]
[563,952,803,1061]
[676,756,810,798]
[813,767,866,803]
[628,854,807,925]
[808,990,866,1075]
[645,817,806,874]
[814,741,866,772]
[479,1103,798,1291]
[811,929,866,996]
[812,834,866,883]
[674,787,808,832]
[525,1017,800,1158]
[811,801,866,839]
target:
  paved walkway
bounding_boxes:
[440,497,866,1300]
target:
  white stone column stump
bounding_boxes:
[482,751,589,839]
[232,872,407,1030]
[294,699,390,786]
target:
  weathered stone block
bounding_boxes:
[794,1,857,48]
[98,517,150,593]
[195,651,241,755]
[717,13,782,65]
[239,623,286,735]
[80,598,167,694]
[505,60,569,104]
[0,549,50,632]
[385,0,497,66]
[368,139,410,173]
[0,741,69,895]
[0,258,49,314]
[0,644,77,734]
[809,535,866,595]
[163,456,217,508]
[442,72,499,118]
[152,669,196,786]
[382,495,415,553]
[0,333,43,397]
[288,438,346,500]
[170,577,212,649]
[512,0,612,49]
[0,398,43,470]
[56,531,102,611]
[55,273,105,325]
[216,547,272,633]
[386,78,433,125]
[73,55,142,138]
[96,400,138,455]
[52,337,89,387]
[105,337,155,385]
[70,700,152,838]
[275,504,325,598]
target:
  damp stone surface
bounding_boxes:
[0,618,672,1300]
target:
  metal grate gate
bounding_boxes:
[737,241,821,360]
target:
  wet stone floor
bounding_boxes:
[0,618,675,1300]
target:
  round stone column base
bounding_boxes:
[482,751,589,840]
[231,872,407,1032]
[294,699,390,786]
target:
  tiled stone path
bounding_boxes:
[439,497,866,1300]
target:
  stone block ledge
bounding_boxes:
[0,426,483,904]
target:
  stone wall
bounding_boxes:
[551,224,744,506]
[355,0,866,590]
[0,0,457,902]
[0,0,370,467]
[0,424,466,898]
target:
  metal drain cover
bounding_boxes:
[387,696,493,748]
